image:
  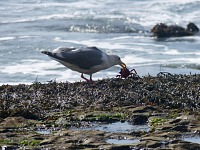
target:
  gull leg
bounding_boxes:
[89,75,93,82]
[81,73,93,83]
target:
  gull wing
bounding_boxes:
[42,47,104,70]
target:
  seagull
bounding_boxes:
[41,46,126,82]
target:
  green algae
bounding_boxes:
[149,117,168,127]
[19,139,40,146]
[0,139,15,145]
[80,111,128,122]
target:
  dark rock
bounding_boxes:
[0,129,11,133]
[128,106,158,113]
[141,136,167,142]
[169,118,181,124]
[130,131,144,137]
[110,145,131,150]
[146,141,163,148]
[1,145,19,150]
[129,114,148,125]
[171,125,188,132]
[151,22,199,38]
[160,124,188,132]
[0,117,4,123]
[0,117,29,129]
[169,140,200,150]
[186,22,199,34]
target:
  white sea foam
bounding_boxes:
[0,60,59,75]
[188,57,200,64]
[0,59,106,83]
[123,55,153,65]
[53,37,128,50]
[162,50,180,55]
[0,37,15,41]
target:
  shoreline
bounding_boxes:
[2,64,200,86]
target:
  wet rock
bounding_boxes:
[109,145,131,150]
[0,117,33,129]
[1,74,200,119]
[129,114,148,125]
[40,137,57,145]
[146,141,163,148]
[102,145,131,150]
[191,126,200,133]
[0,118,4,123]
[1,145,19,150]
[171,125,188,132]
[159,123,188,132]
[151,22,199,38]
[40,129,107,149]
[129,131,145,137]
[169,140,200,150]
[133,140,164,149]
[126,106,158,113]
[141,136,167,142]
[152,131,182,139]
[168,118,181,124]
[0,74,200,149]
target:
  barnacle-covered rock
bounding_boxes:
[0,73,200,149]
[0,73,200,119]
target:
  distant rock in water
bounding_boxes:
[151,22,199,38]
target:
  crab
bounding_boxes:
[116,67,138,78]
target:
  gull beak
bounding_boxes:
[120,62,126,69]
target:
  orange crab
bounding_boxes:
[116,67,137,78]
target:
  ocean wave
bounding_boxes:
[45,16,145,33]
[0,37,15,41]
[163,63,200,70]
[66,18,145,33]
[1,0,200,84]
[1,14,146,34]
[0,36,38,42]
[0,60,59,75]
[2,0,199,33]
[0,14,75,24]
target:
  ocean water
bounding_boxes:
[1,0,200,85]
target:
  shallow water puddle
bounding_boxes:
[35,129,51,134]
[106,138,139,144]
[85,121,149,133]
[183,135,200,144]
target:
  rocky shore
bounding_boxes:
[0,72,200,150]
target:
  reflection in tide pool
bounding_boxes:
[183,136,200,144]
[35,129,51,134]
[95,121,149,133]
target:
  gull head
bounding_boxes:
[109,55,126,69]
